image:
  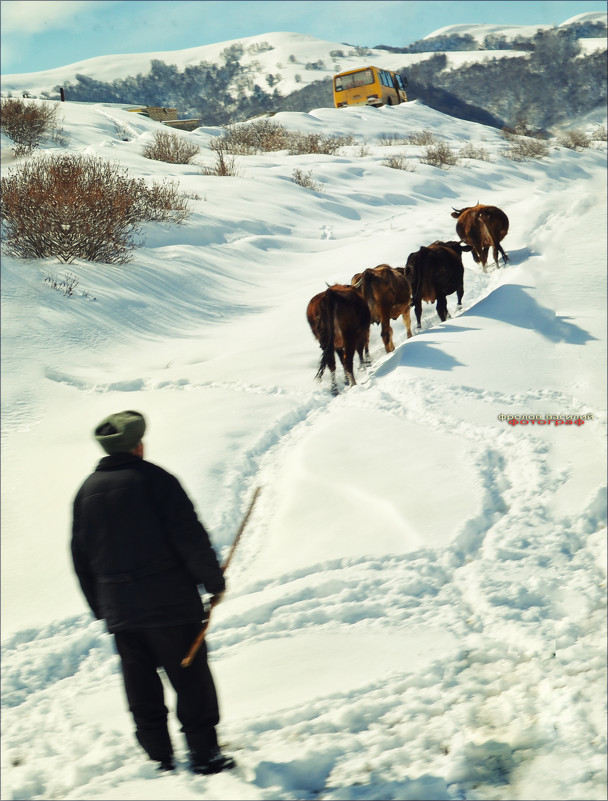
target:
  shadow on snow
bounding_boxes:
[468,283,596,344]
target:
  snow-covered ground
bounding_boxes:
[1,88,606,801]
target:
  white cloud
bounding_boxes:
[0,0,108,34]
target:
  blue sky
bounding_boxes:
[1,0,606,74]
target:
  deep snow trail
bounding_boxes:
[1,100,606,800]
[3,230,606,801]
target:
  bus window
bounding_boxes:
[353,69,374,87]
[334,68,374,92]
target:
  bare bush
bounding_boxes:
[201,140,239,175]
[377,133,407,146]
[421,141,459,168]
[382,154,415,171]
[218,119,290,154]
[50,126,69,147]
[1,153,190,263]
[502,119,548,140]
[214,124,353,157]
[247,41,273,54]
[0,98,62,156]
[591,124,607,141]
[138,179,190,223]
[113,120,134,141]
[556,129,591,150]
[502,118,550,160]
[503,136,549,161]
[459,142,491,161]
[44,271,96,300]
[287,132,354,155]
[291,169,322,191]
[405,130,436,146]
[349,46,371,57]
[142,130,200,163]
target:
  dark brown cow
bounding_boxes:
[450,203,509,271]
[306,284,371,394]
[405,241,472,329]
[351,264,413,353]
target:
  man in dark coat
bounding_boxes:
[71,410,235,775]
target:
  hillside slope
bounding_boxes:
[1,95,606,800]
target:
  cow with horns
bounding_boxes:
[306,284,371,395]
[451,203,509,271]
[351,264,413,353]
[404,240,472,329]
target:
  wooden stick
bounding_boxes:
[181,487,261,668]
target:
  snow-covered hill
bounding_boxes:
[1,13,606,103]
[0,29,521,100]
[428,10,607,42]
[1,90,606,800]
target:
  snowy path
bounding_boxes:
[1,100,606,800]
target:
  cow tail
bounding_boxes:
[359,271,376,315]
[478,212,493,247]
[481,210,509,263]
[316,290,336,381]
[410,265,422,307]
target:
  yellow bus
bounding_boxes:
[333,66,408,109]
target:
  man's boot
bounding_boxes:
[190,747,236,775]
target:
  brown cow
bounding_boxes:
[450,203,509,271]
[351,264,413,353]
[405,241,472,329]
[306,284,371,395]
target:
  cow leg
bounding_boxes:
[480,246,490,272]
[323,347,336,378]
[363,341,371,366]
[359,328,371,367]
[359,336,371,367]
[357,340,370,369]
[401,307,413,339]
[497,243,509,266]
[413,299,422,330]
[436,296,448,322]
[329,369,339,395]
[380,318,394,352]
[326,348,341,394]
[335,347,344,371]
[342,348,357,387]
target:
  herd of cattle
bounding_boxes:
[307,203,510,394]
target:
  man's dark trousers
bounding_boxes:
[114,622,220,762]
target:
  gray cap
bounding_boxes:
[94,410,146,454]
